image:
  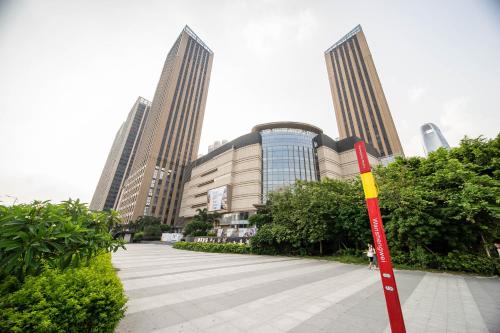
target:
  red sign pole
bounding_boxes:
[354,141,406,333]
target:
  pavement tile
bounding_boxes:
[114,244,498,333]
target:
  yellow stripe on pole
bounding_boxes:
[361,172,378,199]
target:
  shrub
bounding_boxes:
[0,200,123,281]
[143,225,162,240]
[437,253,499,275]
[392,250,499,275]
[133,231,144,243]
[183,220,212,237]
[160,224,171,233]
[173,241,250,254]
[0,254,126,333]
[249,224,296,255]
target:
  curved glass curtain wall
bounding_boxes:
[261,128,319,201]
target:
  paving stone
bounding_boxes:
[113,244,499,333]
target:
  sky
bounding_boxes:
[0,0,499,205]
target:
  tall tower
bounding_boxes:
[325,25,404,158]
[90,97,151,211]
[420,122,450,155]
[117,26,213,225]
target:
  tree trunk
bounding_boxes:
[480,232,491,258]
[319,240,323,256]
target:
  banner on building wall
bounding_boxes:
[238,228,257,237]
[207,185,230,211]
[161,233,183,242]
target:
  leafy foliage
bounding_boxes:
[123,216,172,241]
[0,254,126,333]
[248,134,500,274]
[0,199,124,281]
[377,135,500,256]
[133,231,144,243]
[183,208,220,236]
[173,241,250,254]
[183,220,213,237]
[249,179,369,255]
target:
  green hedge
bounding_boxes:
[173,241,251,254]
[173,241,499,275]
[0,254,127,333]
[392,249,500,275]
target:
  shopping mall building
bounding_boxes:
[177,122,380,230]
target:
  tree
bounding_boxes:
[183,220,212,237]
[248,202,273,228]
[183,208,220,237]
[376,136,500,256]
[250,178,369,255]
[192,208,221,224]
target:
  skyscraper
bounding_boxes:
[208,139,228,153]
[325,25,404,158]
[117,26,213,225]
[90,97,151,211]
[421,122,450,155]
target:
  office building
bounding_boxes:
[325,25,404,158]
[117,26,213,225]
[208,140,228,153]
[421,122,450,155]
[179,122,380,228]
[90,97,151,211]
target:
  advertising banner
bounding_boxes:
[238,228,256,237]
[355,141,406,333]
[207,185,229,211]
[161,233,183,242]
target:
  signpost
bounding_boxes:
[354,141,406,333]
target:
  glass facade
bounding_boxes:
[261,128,319,201]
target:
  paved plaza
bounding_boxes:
[113,244,500,333]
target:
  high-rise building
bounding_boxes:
[421,122,450,155]
[90,97,151,211]
[325,25,404,158]
[208,139,228,153]
[117,26,213,225]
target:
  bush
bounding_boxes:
[133,231,144,243]
[143,225,162,240]
[0,200,123,281]
[173,241,250,254]
[160,224,171,233]
[437,253,499,275]
[249,224,297,255]
[392,250,499,275]
[0,254,126,333]
[183,220,212,237]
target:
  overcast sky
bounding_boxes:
[0,0,499,205]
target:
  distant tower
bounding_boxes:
[421,123,450,155]
[90,97,151,211]
[325,25,404,158]
[208,139,228,153]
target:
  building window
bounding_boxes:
[260,128,319,201]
